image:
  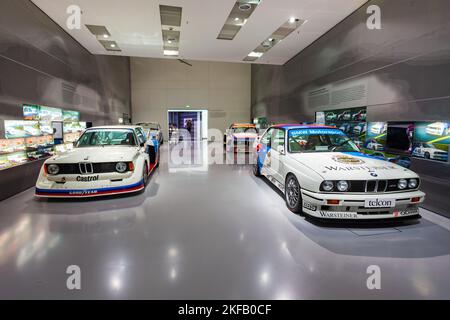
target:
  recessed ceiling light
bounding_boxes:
[234,17,239,21]
[164,49,179,56]
[103,34,109,39]
[110,44,116,48]
[268,38,273,41]
[248,51,263,58]
[168,40,172,44]
[186,105,191,108]
[289,17,296,23]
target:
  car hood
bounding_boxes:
[288,152,417,180]
[232,132,258,139]
[48,146,139,163]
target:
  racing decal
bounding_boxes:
[302,201,317,211]
[76,175,99,182]
[35,179,144,197]
[393,208,419,217]
[323,165,398,171]
[319,211,358,219]
[332,154,365,165]
[289,128,345,137]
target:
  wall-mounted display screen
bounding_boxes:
[39,106,63,121]
[412,122,449,162]
[23,105,41,120]
[23,121,41,137]
[5,121,26,139]
[63,122,86,133]
[63,110,80,122]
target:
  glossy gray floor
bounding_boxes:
[0,142,450,299]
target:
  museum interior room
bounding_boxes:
[0,0,449,303]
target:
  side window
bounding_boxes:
[261,128,273,145]
[136,128,146,145]
[271,129,285,149]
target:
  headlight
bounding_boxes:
[336,180,349,192]
[47,164,59,175]
[115,162,128,173]
[322,181,334,191]
[408,178,418,189]
[398,179,408,189]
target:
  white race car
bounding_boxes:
[225,123,258,153]
[412,143,448,161]
[136,122,163,145]
[366,139,384,151]
[253,125,425,220]
[425,122,448,136]
[35,125,159,198]
[370,122,387,135]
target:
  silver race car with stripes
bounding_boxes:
[253,124,425,220]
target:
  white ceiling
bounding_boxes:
[32,0,367,65]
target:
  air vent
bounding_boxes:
[160,5,182,56]
[244,17,306,61]
[217,0,261,40]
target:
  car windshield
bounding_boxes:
[288,128,359,153]
[232,127,257,134]
[76,129,137,147]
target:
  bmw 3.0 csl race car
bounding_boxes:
[35,125,159,198]
[253,124,425,220]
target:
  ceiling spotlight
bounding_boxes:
[103,34,109,39]
[248,51,263,58]
[168,40,172,44]
[234,17,239,21]
[110,43,116,48]
[268,38,274,41]
[289,17,296,23]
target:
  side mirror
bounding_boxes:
[140,142,145,147]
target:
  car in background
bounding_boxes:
[412,143,448,161]
[366,139,384,151]
[136,122,163,145]
[352,110,366,121]
[425,122,448,136]
[253,124,424,220]
[325,112,337,122]
[370,122,387,135]
[225,123,258,153]
[35,125,160,198]
[337,110,351,121]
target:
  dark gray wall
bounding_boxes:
[0,0,131,200]
[251,0,450,217]
[0,0,131,124]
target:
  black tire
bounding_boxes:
[253,162,261,177]
[285,174,302,214]
[424,152,430,159]
[156,150,160,168]
[142,163,148,187]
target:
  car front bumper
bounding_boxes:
[35,171,145,198]
[301,189,425,220]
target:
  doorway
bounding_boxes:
[167,110,208,142]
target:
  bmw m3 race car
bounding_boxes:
[253,124,425,220]
[225,123,258,153]
[35,125,159,198]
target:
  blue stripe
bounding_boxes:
[36,180,144,194]
[342,152,380,160]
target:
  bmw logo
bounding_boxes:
[370,172,378,177]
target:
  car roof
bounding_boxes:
[86,125,141,130]
[136,122,159,125]
[231,123,255,128]
[271,124,337,130]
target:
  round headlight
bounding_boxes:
[398,179,408,190]
[408,178,418,189]
[322,180,334,191]
[47,164,59,175]
[336,180,349,192]
[115,162,128,173]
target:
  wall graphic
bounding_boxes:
[412,122,449,162]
